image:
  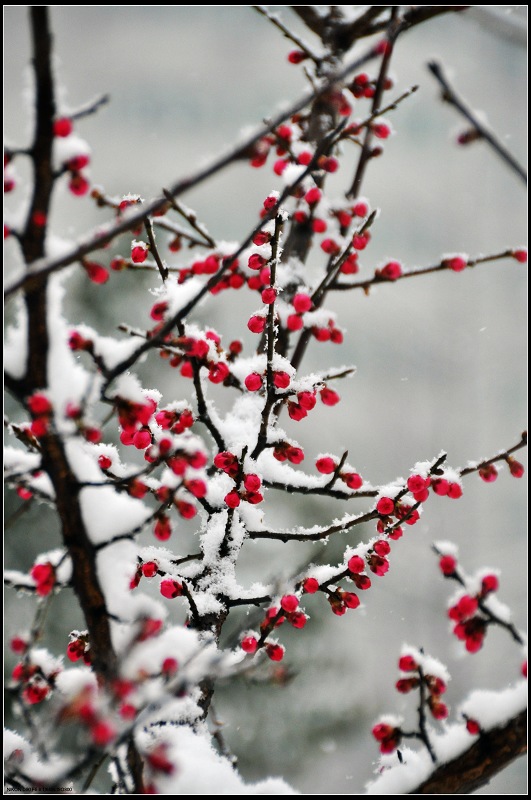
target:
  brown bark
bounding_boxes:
[410,709,527,794]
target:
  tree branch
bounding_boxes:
[409,709,527,794]
[428,60,527,185]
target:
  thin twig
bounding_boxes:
[428,60,527,185]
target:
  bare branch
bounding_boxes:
[428,60,527,185]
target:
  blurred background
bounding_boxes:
[4,5,527,794]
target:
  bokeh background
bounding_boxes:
[4,5,527,794]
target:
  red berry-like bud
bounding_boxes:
[320,387,340,406]
[160,579,183,599]
[312,218,327,233]
[321,238,341,255]
[248,315,267,334]
[372,122,391,139]
[161,657,178,675]
[241,636,258,653]
[31,562,56,596]
[280,594,299,613]
[305,187,321,206]
[479,463,498,482]
[10,636,28,654]
[175,499,197,519]
[379,260,402,281]
[287,313,304,331]
[373,539,390,557]
[398,654,418,672]
[154,516,172,541]
[225,490,241,509]
[316,456,336,474]
[396,678,418,693]
[342,472,363,489]
[273,371,291,389]
[292,292,312,313]
[289,611,308,628]
[352,200,369,217]
[261,287,277,304]
[348,555,365,574]
[69,173,90,196]
[448,594,478,621]
[430,700,449,720]
[288,49,307,64]
[131,244,148,263]
[368,554,389,576]
[90,720,117,747]
[245,372,263,392]
[265,643,285,662]
[98,455,112,470]
[243,473,261,492]
[507,457,525,478]
[466,718,481,735]
[53,117,73,137]
[352,232,370,250]
[376,497,395,516]
[432,478,450,496]
[481,574,499,594]
[302,577,319,594]
[512,248,527,263]
[342,591,360,609]
[263,194,278,212]
[28,393,53,416]
[444,255,468,272]
[133,427,152,450]
[208,362,230,384]
[83,261,109,284]
[407,474,429,494]
[150,301,168,321]
[142,561,158,578]
[447,482,463,499]
[439,555,457,576]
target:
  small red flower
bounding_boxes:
[280,594,299,613]
[245,372,263,392]
[316,456,336,474]
[273,371,291,389]
[98,454,112,470]
[507,457,525,478]
[439,555,457,576]
[131,243,148,263]
[379,260,402,280]
[479,463,498,483]
[302,577,319,594]
[53,117,73,137]
[292,293,313,313]
[348,555,365,574]
[320,387,340,406]
[261,287,277,305]
[83,261,109,284]
[241,636,258,654]
[287,49,307,64]
[248,315,266,334]
[466,718,481,735]
[265,643,285,662]
[224,490,241,509]
[31,562,56,596]
[376,497,395,516]
[154,516,172,541]
[160,579,183,599]
[398,654,418,671]
[305,187,321,206]
[142,561,159,578]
